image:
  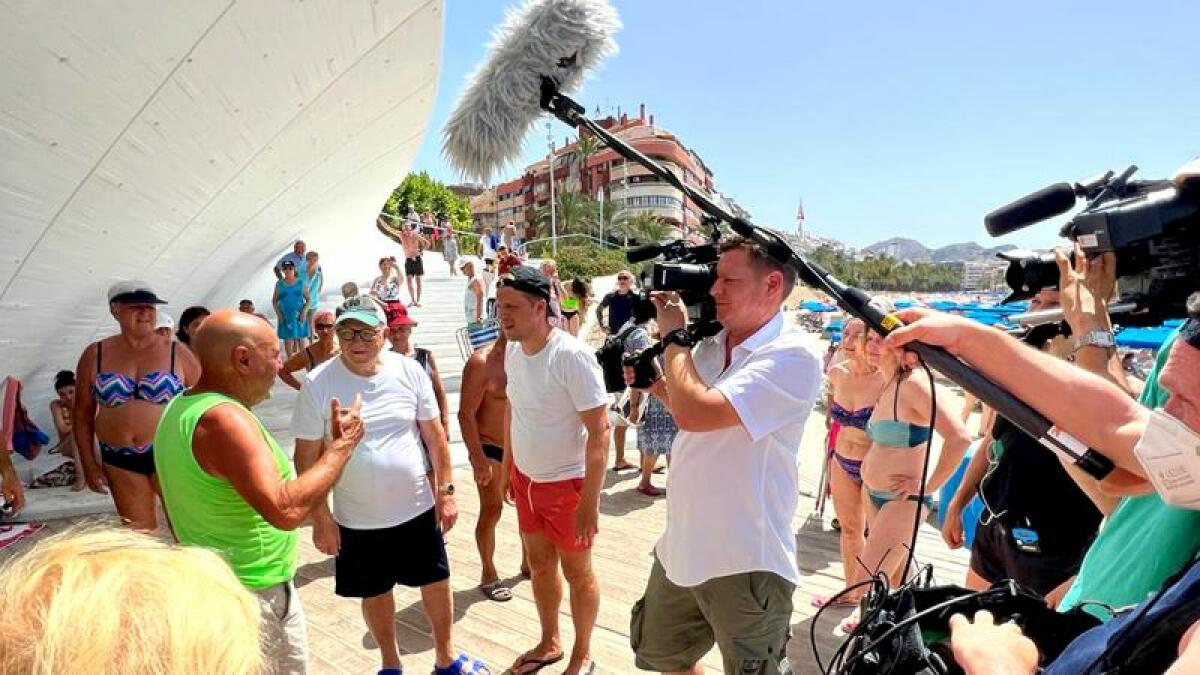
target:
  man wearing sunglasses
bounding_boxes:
[291,295,485,675]
[497,266,610,675]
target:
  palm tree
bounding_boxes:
[619,212,674,244]
[530,191,598,238]
[573,134,603,196]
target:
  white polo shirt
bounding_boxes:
[291,351,438,529]
[506,330,608,482]
[655,312,823,587]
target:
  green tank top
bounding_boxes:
[561,296,580,311]
[154,391,298,590]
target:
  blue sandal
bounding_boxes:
[432,653,490,675]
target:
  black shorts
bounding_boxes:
[482,442,504,463]
[968,517,1087,596]
[405,256,424,276]
[334,508,449,598]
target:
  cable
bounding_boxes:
[810,577,886,673]
[900,361,938,586]
[838,587,1010,671]
[1079,581,1171,673]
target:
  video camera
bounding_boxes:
[624,217,724,323]
[595,219,726,391]
[986,164,1200,326]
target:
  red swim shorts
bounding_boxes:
[510,466,589,552]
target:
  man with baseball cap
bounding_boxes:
[497,266,610,675]
[291,295,486,675]
[458,256,486,327]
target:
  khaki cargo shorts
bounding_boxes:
[630,555,794,674]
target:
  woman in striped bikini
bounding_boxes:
[814,318,888,608]
[72,282,200,530]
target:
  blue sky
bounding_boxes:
[413,0,1200,249]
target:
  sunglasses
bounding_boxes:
[617,276,632,281]
[336,327,379,342]
[314,323,334,330]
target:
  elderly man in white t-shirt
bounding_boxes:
[291,295,486,675]
[627,237,823,675]
[496,266,610,675]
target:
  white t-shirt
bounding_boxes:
[655,312,823,587]
[482,269,497,300]
[505,330,608,482]
[291,351,438,529]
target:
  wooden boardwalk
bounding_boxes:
[2,411,971,674]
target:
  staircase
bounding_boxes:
[255,250,475,466]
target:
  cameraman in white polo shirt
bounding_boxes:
[628,236,823,675]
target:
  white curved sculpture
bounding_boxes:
[0,0,443,413]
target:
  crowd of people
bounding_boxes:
[5,209,1200,675]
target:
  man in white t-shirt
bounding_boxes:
[627,236,823,675]
[496,266,610,675]
[291,295,486,675]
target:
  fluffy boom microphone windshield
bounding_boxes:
[442,0,621,181]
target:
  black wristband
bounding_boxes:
[663,328,694,348]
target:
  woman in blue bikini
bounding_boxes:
[815,318,888,607]
[858,315,971,590]
[73,281,200,530]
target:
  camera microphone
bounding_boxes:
[442,0,621,181]
[625,242,666,263]
[984,182,1077,236]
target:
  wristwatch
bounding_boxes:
[1073,329,1116,353]
[438,483,455,496]
[662,328,696,349]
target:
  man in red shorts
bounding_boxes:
[497,266,610,675]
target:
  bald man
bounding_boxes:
[154,310,364,674]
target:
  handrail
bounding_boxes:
[520,233,624,252]
[376,213,626,256]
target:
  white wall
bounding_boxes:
[0,0,443,427]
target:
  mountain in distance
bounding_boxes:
[863,237,1017,263]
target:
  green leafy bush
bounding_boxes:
[528,243,634,282]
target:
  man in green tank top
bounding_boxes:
[155,310,364,674]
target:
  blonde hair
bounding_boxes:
[0,527,263,674]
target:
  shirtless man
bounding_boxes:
[458,333,526,601]
[400,225,430,306]
[375,217,429,306]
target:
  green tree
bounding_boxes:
[383,171,472,231]
[808,244,963,292]
[615,211,673,244]
[530,191,598,237]
[573,134,603,196]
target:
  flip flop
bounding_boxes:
[480,581,513,602]
[506,650,564,675]
[610,463,637,472]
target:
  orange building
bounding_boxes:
[483,105,734,239]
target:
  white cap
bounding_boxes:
[107,280,166,305]
[456,255,480,270]
[155,311,175,331]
